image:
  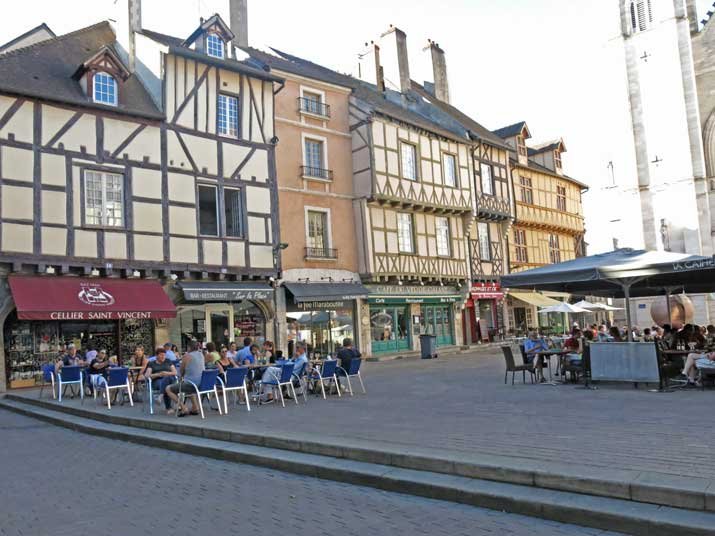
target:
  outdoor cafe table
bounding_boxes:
[535,349,570,384]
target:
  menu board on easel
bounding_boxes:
[478,318,489,342]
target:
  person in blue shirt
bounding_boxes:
[524,331,549,382]
[236,337,253,365]
[163,342,178,363]
[259,341,308,403]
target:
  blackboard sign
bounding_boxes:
[589,342,660,383]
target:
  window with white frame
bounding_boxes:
[443,153,457,187]
[397,213,414,253]
[519,176,533,204]
[480,163,494,195]
[477,222,491,261]
[435,217,451,256]
[400,142,418,181]
[517,134,527,157]
[93,72,117,106]
[218,94,239,137]
[206,34,224,58]
[84,170,124,227]
[306,210,329,250]
[554,150,563,171]
[556,185,567,212]
[630,0,653,33]
[549,233,561,264]
[514,229,528,263]
[303,91,322,114]
[303,138,326,177]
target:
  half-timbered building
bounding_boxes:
[0,0,282,390]
[494,122,587,334]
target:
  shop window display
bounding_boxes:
[287,306,355,358]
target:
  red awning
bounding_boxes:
[8,276,176,321]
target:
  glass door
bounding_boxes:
[206,305,232,348]
[370,306,410,354]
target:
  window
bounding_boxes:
[519,176,533,204]
[303,91,322,115]
[443,154,457,187]
[630,0,653,33]
[218,94,239,137]
[307,210,329,250]
[517,134,527,157]
[84,170,124,227]
[554,150,563,171]
[206,34,224,58]
[435,217,451,257]
[93,72,117,106]
[480,163,494,195]
[549,234,561,264]
[514,229,528,263]
[556,185,567,212]
[304,138,326,177]
[397,213,414,253]
[224,188,242,238]
[477,222,491,261]
[400,142,418,181]
[198,185,219,236]
[198,185,243,237]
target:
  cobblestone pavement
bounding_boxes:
[22,349,715,478]
[0,409,621,536]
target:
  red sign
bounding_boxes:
[471,283,504,300]
[9,276,177,320]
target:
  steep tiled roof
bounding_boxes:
[527,139,565,156]
[0,23,55,54]
[493,121,529,139]
[0,22,162,119]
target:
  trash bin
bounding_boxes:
[419,334,438,359]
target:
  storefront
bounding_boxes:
[464,283,504,344]
[283,282,368,359]
[3,275,176,389]
[505,290,563,336]
[366,285,462,356]
[172,282,273,350]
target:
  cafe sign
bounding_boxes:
[291,300,349,311]
[366,285,460,296]
[470,283,504,300]
[182,288,273,301]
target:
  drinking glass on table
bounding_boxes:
[688,342,696,351]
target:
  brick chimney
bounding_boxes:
[428,40,449,103]
[127,0,142,72]
[229,0,249,50]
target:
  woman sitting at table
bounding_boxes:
[608,326,623,342]
[216,347,236,374]
[682,351,715,386]
[88,349,111,392]
[563,329,583,364]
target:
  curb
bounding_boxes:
[3,393,714,514]
[2,398,714,536]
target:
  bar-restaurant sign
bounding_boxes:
[470,283,504,300]
[182,287,273,301]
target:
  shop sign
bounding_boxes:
[366,285,460,296]
[292,300,349,311]
[183,288,273,301]
[470,283,504,300]
[369,296,460,305]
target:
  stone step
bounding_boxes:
[1,397,714,536]
[5,392,713,514]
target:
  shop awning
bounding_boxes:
[178,281,273,301]
[284,282,369,302]
[507,291,561,307]
[8,276,176,320]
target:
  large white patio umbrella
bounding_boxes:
[573,299,622,311]
[539,303,592,314]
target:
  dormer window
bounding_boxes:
[516,134,527,157]
[630,0,653,33]
[93,72,117,106]
[554,150,563,171]
[206,34,225,58]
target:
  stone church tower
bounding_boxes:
[620,0,712,256]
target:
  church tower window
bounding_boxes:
[630,0,653,33]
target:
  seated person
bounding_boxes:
[563,329,583,364]
[642,327,654,342]
[524,331,549,382]
[260,341,308,402]
[337,337,361,372]
[216,347,236,374]
[88,349,111,392]
[165,341,204,416]
[144,348,177,413]
[608,326,623,342]
[55,343,83,374]
[682,350,715,386]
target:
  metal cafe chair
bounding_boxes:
[96,367,134,409]
[181,369,222,419]
[310,359,341,399]
[57,366,84,403]
[39,363,56,400]
[336,358,366,396]
[144,375,178,415]
[259,362,296,407]
[217,367,251,414]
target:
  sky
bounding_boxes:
[2,0,713,254]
